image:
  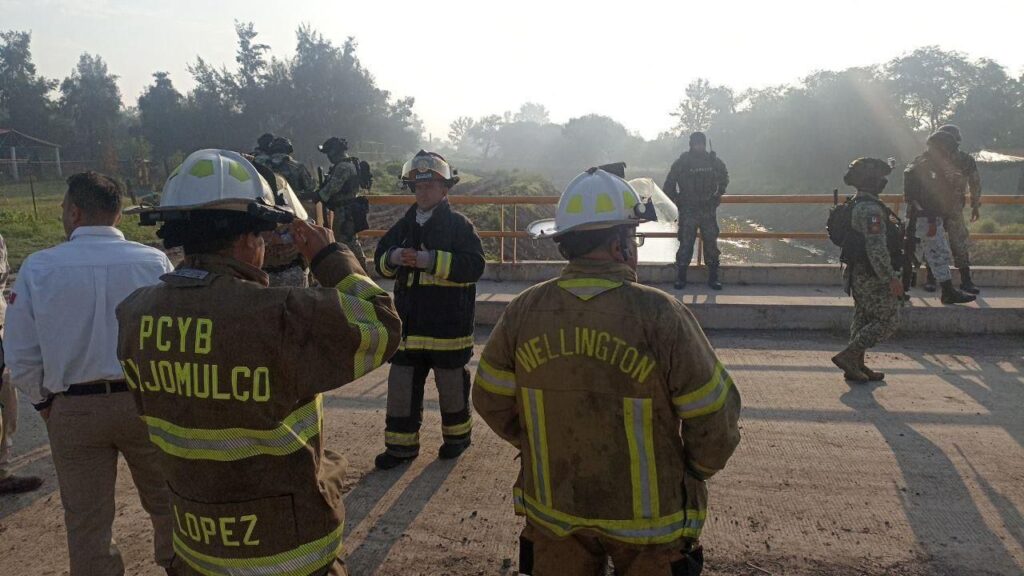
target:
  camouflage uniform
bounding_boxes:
[663,151,729,268]
[847,194,900,350]
[904,151,960,283]
[942,151,981,269]
[318,159,367,270]
[270,153,316,210]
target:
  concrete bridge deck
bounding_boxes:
[1,330,1021,576]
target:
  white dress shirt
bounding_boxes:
[4,226,173,405]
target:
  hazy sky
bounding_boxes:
[4,0,1023,140]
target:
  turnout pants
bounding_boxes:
[46,392,174,576]
[676,205,721,268]
[384,350,473,458]
[519,523,703,576]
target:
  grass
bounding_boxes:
[0,180,160,271]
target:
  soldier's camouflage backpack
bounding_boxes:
[827,196,904,268]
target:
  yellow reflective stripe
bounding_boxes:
[385,431,420,446]
[143,397,322,461]
[434,250,453,279]
[173,520,343,576]
[474,358,516,396]
[378,251,398,278]
[623,398,659,519]
[336,274,391,378]
[441,420,473,437]
[673,362,733,419]
[522,388,553,507]
[420,273,473,288]
[397,334,474,352]
[557,278,623,301]
[513,488,706,545]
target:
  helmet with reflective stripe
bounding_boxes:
[137,149,294,225]
[401,150,459,186]
[528,167,656,239]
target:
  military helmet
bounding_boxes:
[527,167,656,239]
[689,131,707,146]
[269,136,293,155]
[926,130,959,152]
[937,124,962,143]
[257,132,275,150]
[843,157,892,191]
[318,137,348,155]
[400,150,459,187]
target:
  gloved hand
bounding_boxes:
[390,248,435,270]
[415,250,435,270]
[389,248,405,268]
[970,205,980,222]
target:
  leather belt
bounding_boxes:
[62,380,129,396]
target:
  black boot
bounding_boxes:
[707,266,722,291]
[674,266,688,290]
[959,267,980,295]
[940,280,976,305]
[374,451,417,470]
[923,267,937,292]
[438,440,471,460]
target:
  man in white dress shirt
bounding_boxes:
[4,172,176,575]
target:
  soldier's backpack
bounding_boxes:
[827,196,904,269]
[357,160,373,191]
[826,196,858,250]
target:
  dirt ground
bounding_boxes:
[1,330,1021,576]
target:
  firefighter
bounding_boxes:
[473,167,741,575]
[116,149,401,576]
[372,150,485,469]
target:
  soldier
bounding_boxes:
[664,131,729,290]
[920,124,982,294]
[474,167,740,575]
[118,150,401,576]
[268,136,318,220]
[831,158,904,382]
[372,150,485,469]
[248,157,313,288]
[252,132,275,168]
[317,137,368,270]
[904,131,976,305]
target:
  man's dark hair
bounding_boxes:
[66,171,122,217]
[554,225,631,260]
[157,210,276,255]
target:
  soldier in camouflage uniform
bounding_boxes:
[919,124,982,294]
[317,137,368,271]
[831,158,903,382]
[268,136,318,221]
[663,132,729,290]
[904,131,976,305]
[252,132,274,168]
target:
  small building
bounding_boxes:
[974,149,1024,194]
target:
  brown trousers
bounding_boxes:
[46,392,174,576]
[0,371,17,480]
[520,523,702,576]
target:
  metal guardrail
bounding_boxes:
[359,194,1024,263]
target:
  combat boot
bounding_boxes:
[674,266,688,290]
[707,266,723,291]
[959,267,980,295]
[940,280,976,305]
[832,346,869,382]
[374,451,417,470]
[923,267,937,292]
[858,350,885,381]
[438,440,471,460]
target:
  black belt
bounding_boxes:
[62,380,129,396]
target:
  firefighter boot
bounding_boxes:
[438,439,471,460]
[832,346,869,382]
[674,266,688,290]
[940,280,976,305]
[858,350,885,381]
[923,267,937,292]
[374,451,417,470]
[707,266,723,291]
[959,267,980,295]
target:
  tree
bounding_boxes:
[670,78,735,135]
[0,31,57,138]
[949,59,1022,149]
[137,72,185,162]
[59,53,123,168]
[448,116,476,147]
[469,114,504,159]
[514,102,550,124]
[886,46,973,132]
